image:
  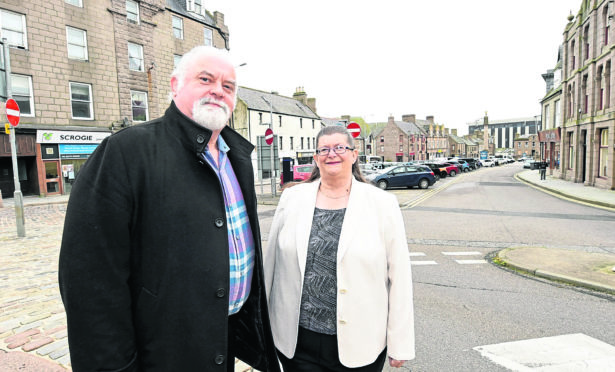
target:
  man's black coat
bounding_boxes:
[59,102,280,372]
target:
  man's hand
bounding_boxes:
[388,357,406,368]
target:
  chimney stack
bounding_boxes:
[451,129,458,136]
[388,115,395,125]
[307,97,316,113]
[292,86,308,105]
[402,114,416,123]
[426,116,434,124]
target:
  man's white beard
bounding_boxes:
[192,98,230,131]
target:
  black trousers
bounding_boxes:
[277,327,387,372]
[227,314,237,372]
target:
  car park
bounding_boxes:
[366,164,436,190]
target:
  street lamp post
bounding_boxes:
[261,96,276,197]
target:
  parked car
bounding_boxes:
[280,164,314,186]
[522,159,537,169]
[444,161,466,173]
[420,163,443,181]
[457,158,479,170]
[455,160,472,172]
[366,164,436,190]
[437,162,461,177]
[480,158,495,167]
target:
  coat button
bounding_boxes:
[215,218,224,227]
[214,355,225,364]
[339,320,346,325]
[339,289,347,294]
[216,288,226,298]
[196,134,205,144]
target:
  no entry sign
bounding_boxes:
[347,122,360,138]
[265,128,274,145]
[5,99,20,127]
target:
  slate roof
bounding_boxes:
[166,0,215,27]
[237,87,319,119]
[395,121,427,136]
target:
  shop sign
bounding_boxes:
[37,130,111,144]
[59,144,98,159]
[538,128,561,143]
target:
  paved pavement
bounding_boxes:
[1,171,614,371]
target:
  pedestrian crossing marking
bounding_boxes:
[442,251,482,256]
[455,259,487,264]
[410,261,438,266]
[474,333,615,371]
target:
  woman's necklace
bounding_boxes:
[318,183,350,199]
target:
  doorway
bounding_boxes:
[44,161,62,195]
[580,130,587,183]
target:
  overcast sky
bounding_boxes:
[205,0,582,134]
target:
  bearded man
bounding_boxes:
[59,46,281,372]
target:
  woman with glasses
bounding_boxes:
[264,126,415,371]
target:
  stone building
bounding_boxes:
[513,134,540,159]
[539,45,563,175]
[401,114,449,160]
[233,86,321,177]
[375,115,428,162]
[559,0,614,189]
[0,0,229,198]
[467,116,541,151]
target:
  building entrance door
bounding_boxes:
[44,161,62,195]
[580,130,587,183]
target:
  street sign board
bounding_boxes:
[265,128,274,145]
[5,98,20,126]
[347,122,360,138]
[4,123,10,134]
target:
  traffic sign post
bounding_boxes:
[347,122,361,138]
[265,128,274,145]
[3,38,26,237]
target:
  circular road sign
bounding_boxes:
[265,128,274,145]
[347,122,360,138]
[5,99,20,127]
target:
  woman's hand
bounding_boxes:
[388,357,406,368]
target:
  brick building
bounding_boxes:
[559,1,614,189]
[0,0,229,198]
[513,134,540,159]
[401,114,449,160]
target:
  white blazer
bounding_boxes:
[264,179,415,367]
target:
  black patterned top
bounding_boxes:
[298,207,346,335]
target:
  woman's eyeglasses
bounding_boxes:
[315,145,354,156]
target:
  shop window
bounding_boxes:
[69,82,93,119]
[131,90,148,122]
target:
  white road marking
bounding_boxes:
[410,261,438,266]
[455,259,488,264]
[474,333,615,371]
[442,251,482,256]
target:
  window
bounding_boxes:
[300,118,303,128]
[69,82,93,119]
[312,119,315,129]
[290,137,294,150]
[399,145,403,152]
[582,74,588,114]
[312,138,315,149]
[204,28,213,46]
[12,74,33,116]
[554,100,560,126]
[380,136,384,143]
[131,90,148,121]
[584,24,590,61]
[606,61,612,109]
[65,0,82,7]
[173,54,182,69]
[172,16,183,39]
[187,0,205,15]
[571,40,576,70]
[399,134,403,142]
[126,0,139,24]
[599,129,609,177]
[258,113,262,124]
[279,136,283,150]
[380,145,384,152]
[568,132,574,169]
[66,26,88,60]
[604,7,609,45]
[0,9,27,48]
[128,42,144,71]
[279,115,282,127]
[301,137,304,149]
[0,48,6,101]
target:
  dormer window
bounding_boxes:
[187,0,205,16]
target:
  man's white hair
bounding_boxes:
[170,46,238,101]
